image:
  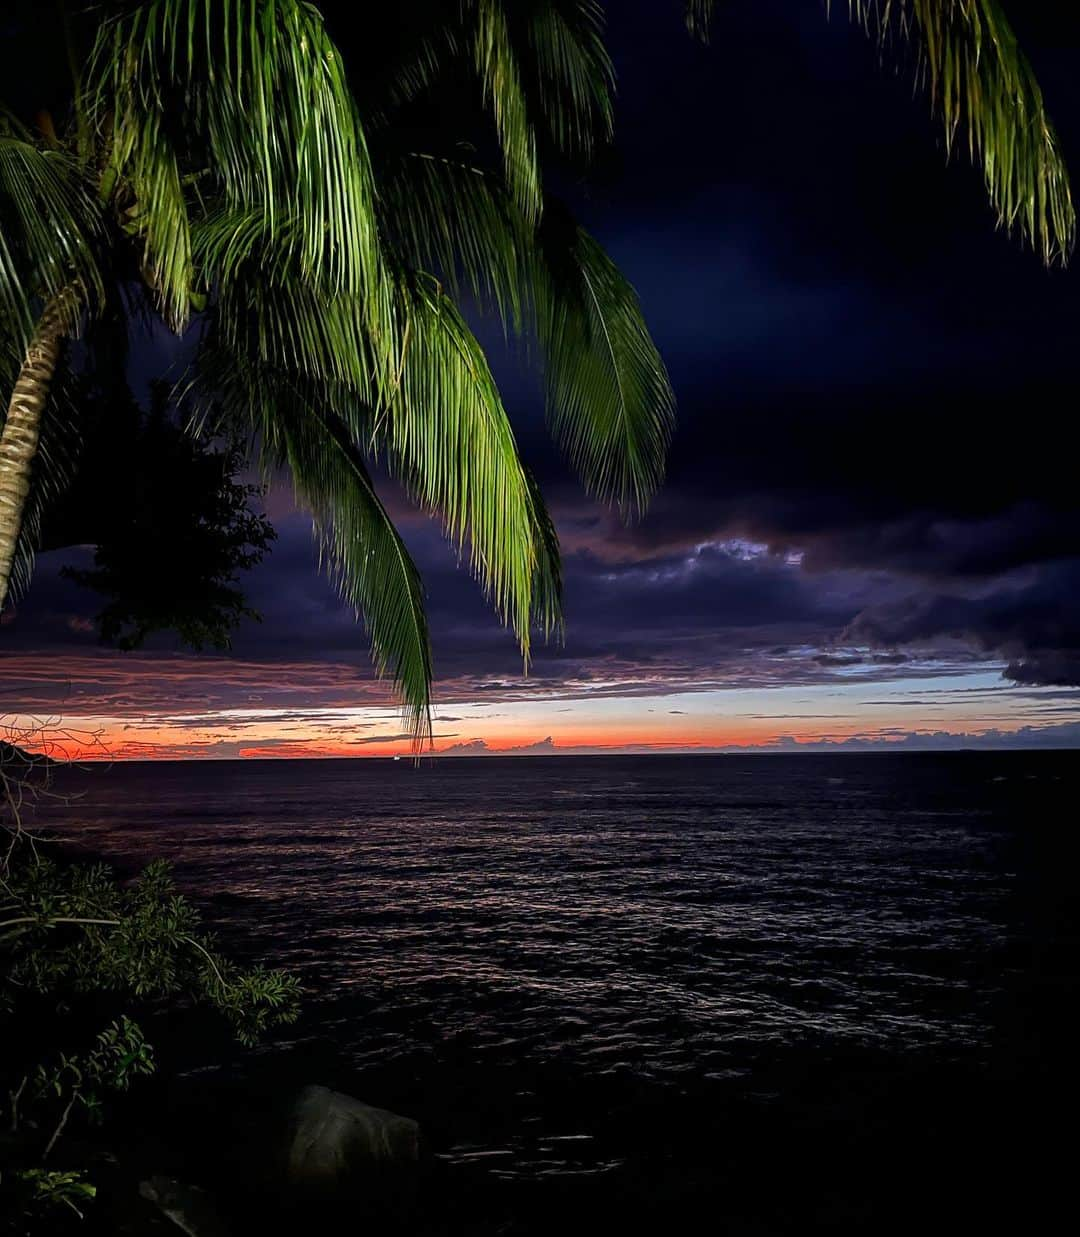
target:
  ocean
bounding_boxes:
[44,751,1080,1233]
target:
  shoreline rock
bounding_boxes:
[139,1176,231,1237]
[287,1084,420,1190]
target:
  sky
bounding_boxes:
[3,1,1080,760]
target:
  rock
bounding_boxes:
[286,1085,420,1188]
[138,1176,231,1237]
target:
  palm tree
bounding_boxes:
[0,112,102,609]
[0,0,1073,745]
[0,0,674,744]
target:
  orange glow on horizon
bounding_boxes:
[14,712,1039,763]
[8,663,1065,762]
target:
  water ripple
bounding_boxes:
[44,751,1080,1190]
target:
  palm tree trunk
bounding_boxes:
[0,297,70,610]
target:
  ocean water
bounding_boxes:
[45,751,1080,1233]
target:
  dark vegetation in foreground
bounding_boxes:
[0,737,300,1233]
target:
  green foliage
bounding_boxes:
[4,0,1073,740]
[376,153,674,520]
[0,112,103,352]
[0,843,303,1204]
[189,347,437,742]
[1,1,677,743]
[847,0,1075,265]
[473,0,544,224]
[0,735,300,1231]
[88,0,387,327]
[377,277,563,651]
[535,213,675,516]
[1,852,301,1048]
[4,1168,97,1226]
[33,1016,156,1126]
[527,0,615,162]
[686,0,1075,264]
[265,390,438,745]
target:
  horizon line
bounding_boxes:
[48,744,1080,765]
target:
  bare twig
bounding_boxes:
[1,710,111,878]
[8,1074,27,1133]
[0,916,121,932]
[181,934,228,988]
[43,1088,80,1160]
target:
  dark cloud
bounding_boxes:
[845,561,1080,687]
[784,720,1080,753]
[440,739,490,755]
[412,721,1080,756]
[1004,655,1080,688]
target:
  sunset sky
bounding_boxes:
[3,1,1080,760]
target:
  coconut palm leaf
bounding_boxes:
[195,212,562,698]
[104,102,192,331]
[192,208,371,389]
[536,212,674,515]
[685,0,714,43]
[472,0,543,224]
[849,0,1074,264]
[366,1,613,168]
[377,152,673,515]
[377,152,528,332]
[522,461,563,642]
[193,176,561,650]
[0,125,103,347]
[373,276,563,651]
[275,409,434,747]
[201,239,562,658]
[88,0,391,324]
[526,0,614,160]
[189,347,434,742]
[686,0,1074,264]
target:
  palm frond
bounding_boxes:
[0,128,103,348]
[377,151,671,515]
[846,0,1074,264]
[377,148,674,516]
[378,152,528,331]
[527,1,614,159]
[89,0,391,318]
[106,102,192,331]
[191,207,285,287]
[195,182,557,653]
[201,215,561,657]
[193,205,384,394]
[522,461,564,641]
[188,348,434,743]
[199,232,376,390]
[472,0,543,224]
[536,209,674,515]
[195,238,561,708]
[280,411,434,748]
[685,0,714,43]
[382,277,562,650]
[685,2,1074,262]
